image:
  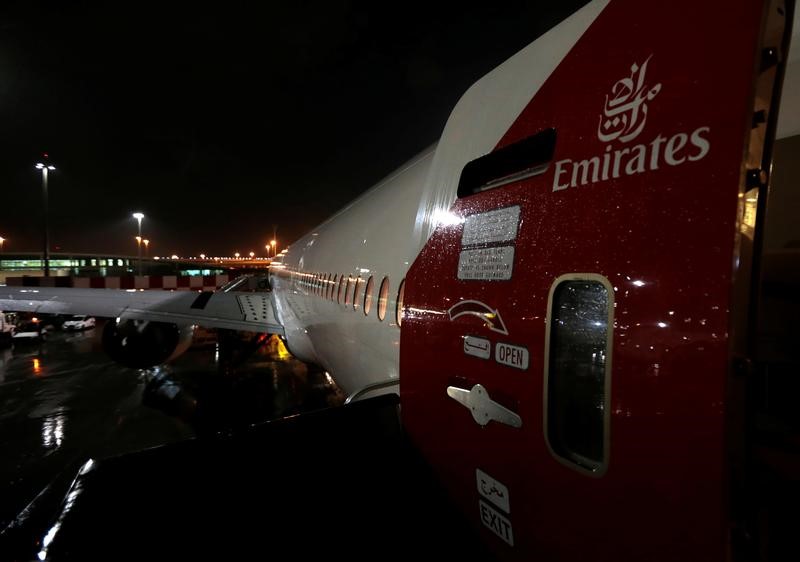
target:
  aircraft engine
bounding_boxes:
[102,319,195,369]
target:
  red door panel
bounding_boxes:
[401,1,773,560]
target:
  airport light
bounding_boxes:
[0,236,4,271]
[132,212,144,275]
[143,239,149,257]
[200,253,206,260]
[234,252,240,259]
[249,251,255,258]
[35,160,56,276]
[135,236,143,273]
[270,239,276,257]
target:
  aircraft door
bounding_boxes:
[401,1,790,560]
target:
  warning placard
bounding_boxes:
[457,246,514,281]
[461,205,521,247]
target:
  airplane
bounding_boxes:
[1,0,798,560]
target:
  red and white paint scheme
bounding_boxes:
[1,1,797,559]
[272,0,798,559]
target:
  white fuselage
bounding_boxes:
[268,1,611,398]
[268,0,800,398]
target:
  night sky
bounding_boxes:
[0,1,587,257]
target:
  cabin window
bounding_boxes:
[337,274,346,304]
[544,275,613,475]
[329,274,338,300]
[377,277,390,321]
[344,276,353,305]
[352,277,362,310]
[364,276,375,315]
[396,279,405,326]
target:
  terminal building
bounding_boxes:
[0,252,228,285]
[0,252,277,292]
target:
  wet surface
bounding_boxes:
[0,318,343,533]
[0,318,493,562]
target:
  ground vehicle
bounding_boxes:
[0,312,13,348]
[61,315,96,331]
[11,318,47,344]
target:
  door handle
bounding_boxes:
[446,384,522,428]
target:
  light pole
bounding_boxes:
[0,236,5,271]
[270,239,276,257]
[36,161,56,276]
[132,212,144,275]
[143,239,149,258]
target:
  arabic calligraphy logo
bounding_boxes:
[598,55,661,143]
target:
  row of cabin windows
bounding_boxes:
[299,271,405,326]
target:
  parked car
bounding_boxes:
[0,312,14,348]
[12,318,48,344]
[62,315,96,331]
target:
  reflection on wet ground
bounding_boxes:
[0,318,343,532]
[142,332,344,433]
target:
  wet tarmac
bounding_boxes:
[0,318,344,534]
[0,318,494,562]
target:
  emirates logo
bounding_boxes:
[552,53,711,192]
[598,55,662,143]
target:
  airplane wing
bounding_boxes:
[0,286,284,336]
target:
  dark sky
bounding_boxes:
[0,1,587,257]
